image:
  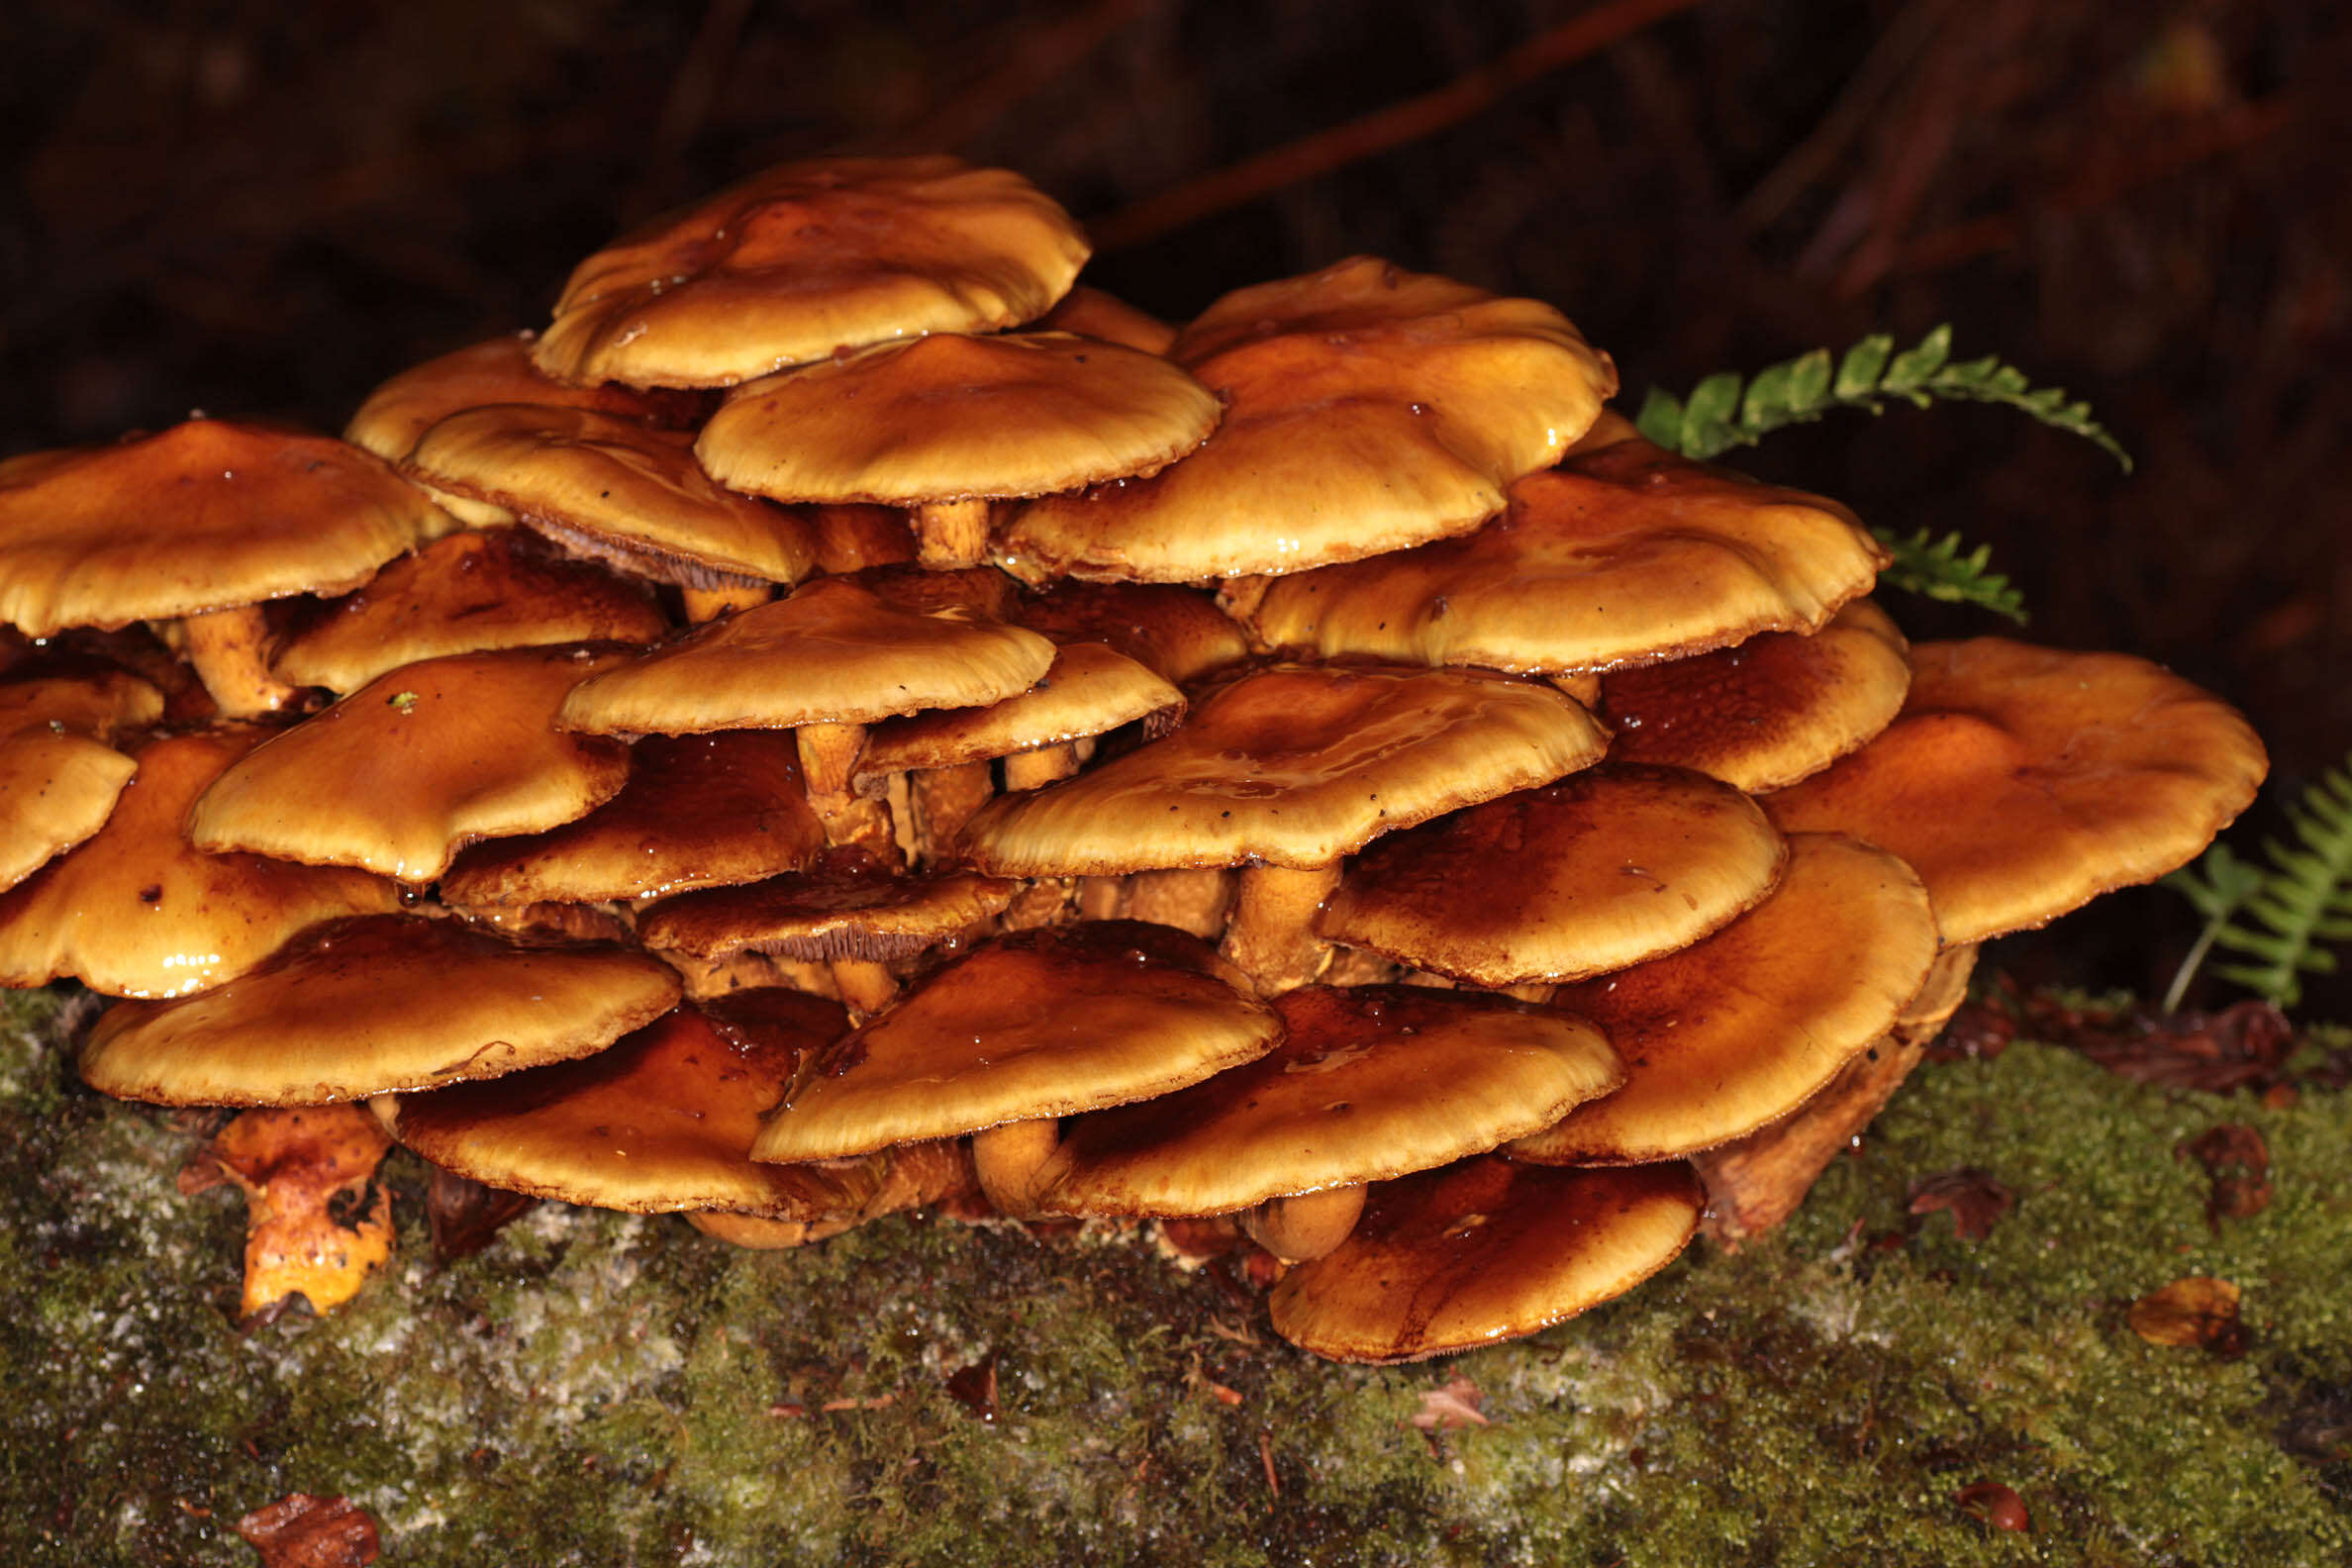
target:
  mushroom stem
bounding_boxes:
[829,959,900,1020]
[913,499,995,571]
[911,761,996,863]
[686,1210,817,1248]
[797,720,898,860]
[1221,863,1340,996]
[1240,1184,1366,1262]
[178,605,298,717]
[1001,741,1080,792]
[1548,671,1602,708]
[971,1117,1061,1218]
[1127,867,1233,940]
[1077,875,1126,921]
[680,581,772,623]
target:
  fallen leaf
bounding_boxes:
[944,1357,998,1422]
[2129,1276,2249,1358]
[1907,1167,2014,1241]
[1953,1480,2030,1531]
[423,1166,538,1264]
[198,1107,396,1321]
[2177,1124,2273,1228]
[1409,1374,1492,1434]
[236,1493,380,1567]
[2035,996,2295,1094]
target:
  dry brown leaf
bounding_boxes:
[1907,1167,2014,1240]
[2177,1124,2272,1228]
[2128,1275,2249,1358]
[1953,1480,2030,1531]
[236,1493,380,1567]
[194,1107,395,1320]
[1410,1373,1492,1434]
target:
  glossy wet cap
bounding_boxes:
[441,730,827,907]
[749,921,1281,1161]
[1761,638,2268,943]
[698,332,1219,505]
[344,333,699,462]
[188,645,635,882]
[960,663,1609,875]
[1507,833,1936,1165]
[271,529,668,694]
[1011,580,1252,686]
[1601,598,1911,792]
[637,846,1017,962]
[999,257,1616,583]
[1240,414,1886,674]
[533,154,1090,388]
[406,405,821,588]
[79,913,683,1105]
[1268,1156,1704,1362]
[1030,984,1622,1218]
[556,577,1056,736]
[0,419,447,636]
[0,667,166,889]
[854,641,1184,780]
[0,726,399,997]
[1318,763,1789,987]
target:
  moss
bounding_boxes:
[4,983,2348,1566]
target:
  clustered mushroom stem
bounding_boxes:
[680,581,772,623]
[1240,1184,1366,1262]
[829,958,901,1020]
[686,1210,816,1248]
[1549,671,1602,708]
[796,720,896,858]
[1126,867,1233,940]
[1501,981,1557,1005]
[1001,742,1080,792]
[913,499,994,571]
[1076,876,1126,921]
[911,761,996,863]
[1220,863,1341,996]
[971,1117,1061,1218]
[177,605,299,717]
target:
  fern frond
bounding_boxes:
[2164,760,2352,1011]
[1869,527,2028,625]
[1636,324,2133,471]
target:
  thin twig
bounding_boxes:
[1736,0,1956,231]
[1089,0,1706,250]
[881,0,1155,154]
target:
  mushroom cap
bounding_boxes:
[636,848,1017,962]
[1238,414,1887,674]
[0,726,400,997]
[441,730,828,907]
[854,641,1184,779]
[1760,638,2269,944]
[79,913,685,1106]
[1011,580,1252,686]
[959,662,1610,875]
[1030,984,1623,1218]
[1035,285,1178,354]
[1317,763,1790,987]
[1267,1156,1704,1363]
[187,645,635,882]
[697,332,1220,505]
[532,154,1090,389]
[998,257,1616,583]
[271,529,668,694]
[405,405,821,588]
[748,921,1281,1161]
[1506,832,1937,1165]
[383,991,899,1216]
[0,732,140,893]
[555,577,1057,736]
[343,333,700,462]
[0,419,448,636]
[0,666,165,738]
[1600,598,1911,792]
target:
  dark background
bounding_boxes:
[5,0,2346,1005]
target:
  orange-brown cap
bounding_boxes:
[1317,763,1789,986]
[533,155,1090,388]
[854,641,1183,781]
[1030,984,1622,1217]
[748,921,1280,1161]
[959,663,1609,875]
[79,913,683,1105]
[1507,833,1936,1165]
[0,419,447,637]
[999,258,1616,583]
[188,645,635,883]
[405,405,821,590]
[556,577,1056,736]
[1011,580,1252,686]
[0,667,165,886]
[1268,1156,1704,1362]
[0,726,400,997]
[1034,285,1178,354]
[1761,638,2268,944]
[441,730,828,907]
[636,847,1017,963]
[1600,599,1911,792]
[344,333,700,462]
[698,332,1219,506]
[271,529,669,694]
[1239,414,1886,674]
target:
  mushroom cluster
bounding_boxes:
[1,155,2267,1363]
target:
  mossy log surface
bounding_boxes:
[5,984,2347,1566]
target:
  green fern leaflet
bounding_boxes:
[1869,527,2028,626]
[2162,758,2352,1011]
